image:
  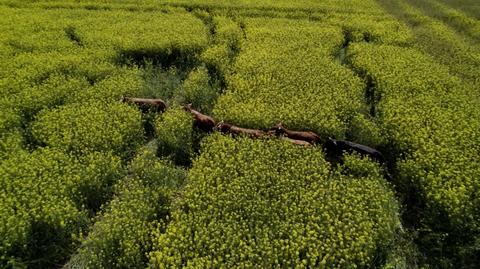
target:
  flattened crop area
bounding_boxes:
[0,0,479,268]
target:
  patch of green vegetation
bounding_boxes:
[0,149,123,268]
[66,146,186,269]
[349,42,480,268]
[149,134,401,268]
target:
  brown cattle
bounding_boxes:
[215,121,267,138]
[280,136,313,147]
[183,104,216,132]
[121,96,167,113]
[269,123,321,144]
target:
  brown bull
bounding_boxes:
[121,96,167,113]
[269,123,321,144]
[183,104,216,132]
[280,136,313,147]
[215,121,267,138]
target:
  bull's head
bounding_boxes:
[183,103,193,111]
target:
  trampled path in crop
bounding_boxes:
[0,0,479,268]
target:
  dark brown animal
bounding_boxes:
[281,136,312,147]
[215,121,267,138]
[269,123,321,144]
[324,137,384,163]
[121,96,167,113]
[183,104,216,132]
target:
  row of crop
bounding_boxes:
[2,0,389,16]
[0,70,218,268]
[60,38,236,265]
[439,0,480,20]
[0,149,123,267]
[191,15,244,113]
[65,146,186,268]
[0,5,207,73]
[0,6,210,268]
[322,13,412,46]
[347,42,480,267]
[376,0,480,90]
[145,15,406,267]
[0,134,188,268]
[31,101,144,158]
[404,0,480,41]
[149,134,401,267]
[0,108,23,159]
[212,17,369,141]
[0,5,208,107]
[202,10,413,47]
[0,5,209,152]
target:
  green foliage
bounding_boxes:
[163,0,388,15]
[377,0,480,89]
[0,108,24,158]
[339,152,384,179]
[199,16,243,103]
[197,16,243,114]
[5,0,390,15]
[73,8,208,56]
[129,145,187,189]
[0,130,24,159]
[0,5,208,59]
[0,49,116,96]
[0,148,123,267]
[32,102,144,158]
[201,44,231,79]
[212,16,243,54]
[15,74,91,120]
[0,6,77,54]
[348,113,386,148]
[0,5,210,124]
[200,16,243,74]
[348,42,480,267]
[0,108,21,135]
[404,0,480,41]
[213,18,365,139]
[67,67,145,104]
[155,107,194,165]
[0,6,209,266]
[181,66,217,113]
[0,49,120,140]
[140,63,185,103]
[66,146,186,269]
[149,134,400,268]
[439,0,480,20]
[2,0,479,267]
[321,12,413,46]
